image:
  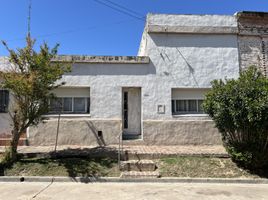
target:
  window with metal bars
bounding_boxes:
[49,97,90,114]
[0,90,9,113]
[171,99,204,114]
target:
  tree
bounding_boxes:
[0,36,71,163]
[203,66,268,169]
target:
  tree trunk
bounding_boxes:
[4,128,20,163]
[10,129,20,160]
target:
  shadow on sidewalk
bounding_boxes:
[50,147,119,182]
[0,147,120,182]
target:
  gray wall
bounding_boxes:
[0,113,12,137]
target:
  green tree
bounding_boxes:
[0,36,70,163]
[203,66,268,169]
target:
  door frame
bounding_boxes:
[121,87,142,139]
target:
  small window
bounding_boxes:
[63,98,72,112]
[74,98,86,113]
[87,97,90,113]
[188,100,197,112]
[50,98,62,112]
[171,100,175,113]
[172,99,204,114]
[49,97,90,114]
[0,90,9,113]
[176,100,187,112]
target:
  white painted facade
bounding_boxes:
[0,13,244,146]
[58,14,239,120]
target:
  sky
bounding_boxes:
[0,0,268,56]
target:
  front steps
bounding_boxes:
[120,171,160,179]
[122,134,141,140]
[119,149,160,179]
[121,159,156,171]
[122,140,145,146]
[122,150,176,160]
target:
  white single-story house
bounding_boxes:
[0,11,267,146]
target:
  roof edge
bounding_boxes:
[235,11,268,18]
[52,55,150,64]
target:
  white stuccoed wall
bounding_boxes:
[143,34,239,119]
[0,13,241,145]
[0,57,13,137]
[0,14,240,118]
[59,63,155,119]
[146,14,237,27]
[58,14,240,121]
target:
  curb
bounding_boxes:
[0,176,268,184]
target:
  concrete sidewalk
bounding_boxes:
[0,182,267,200]
[0,145,227,157]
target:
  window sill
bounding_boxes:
[42,114,91,118]
[172,114,209,117]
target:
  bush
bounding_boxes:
[203,66,268,169]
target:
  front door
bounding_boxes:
[122,88,141,139]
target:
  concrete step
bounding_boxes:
[123,152,163,160]
[122,139,145,146]
[122,134,141,140]
[120,160,156,171]
[120,171,160,179]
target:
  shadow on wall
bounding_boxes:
[0,113,13,137]
[175,48,199,86]
[85,121,106,147]
[66,63,156,76]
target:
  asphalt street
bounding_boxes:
[0,182,268,200]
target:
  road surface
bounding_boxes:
[0,182,268,200]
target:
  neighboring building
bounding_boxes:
[237,12,268,75]
[0,11,267,146]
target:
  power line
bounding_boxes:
[102,0,144,18]
[2,0,145,43]
[92,0,145,21]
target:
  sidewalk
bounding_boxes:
[0,145,228,157]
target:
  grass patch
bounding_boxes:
[1,157,120,177]
[2,154,267,178]
[158,157,264,178]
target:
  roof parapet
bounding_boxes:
[53,55,150,64]
[147,25,238,34]
[236,11,268,19]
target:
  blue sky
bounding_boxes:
[0,0,268,56]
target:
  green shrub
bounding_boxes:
[203,66,268,169]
